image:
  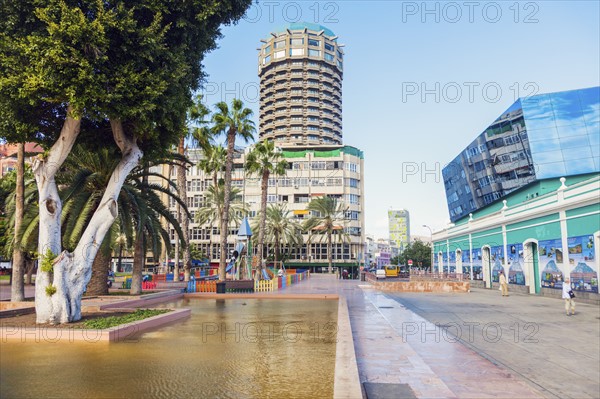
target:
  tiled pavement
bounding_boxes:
[284,274,600,399]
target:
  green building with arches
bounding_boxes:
[434,87,599,301]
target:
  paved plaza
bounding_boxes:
[285,275,600,399]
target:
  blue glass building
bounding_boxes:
[443,87,600,222]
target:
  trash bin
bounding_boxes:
[216,281,226,294]
[360,272,366,282]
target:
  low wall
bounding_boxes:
[0,302,35,318]
[366,274,469,293]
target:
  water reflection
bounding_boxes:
[1,299,337,399]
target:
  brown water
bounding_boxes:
[0,298,338,399]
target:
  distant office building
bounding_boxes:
[443,86,599,222]
[389,209,410,253]
[434,87,599,301]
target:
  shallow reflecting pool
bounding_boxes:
[1,298,338,398]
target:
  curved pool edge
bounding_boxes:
[334,296,363,399]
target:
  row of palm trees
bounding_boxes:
[189,99,350,279]
[4,98,349,300]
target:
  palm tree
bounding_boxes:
[245,140,287,276]
[176,96,211,282]
[253,203,303,269]
[197,144,226,190]
[303,196,349,274]
[211,99,255,281]
[58,146,186,295]
[195,183,246,263]
[2,165,38,294]
[126,168,183,295]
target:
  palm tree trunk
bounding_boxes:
[327,231,333,274]
[219,129,236,281]
[25,257,34,285]
[177,137,191,282]
[174,222,180,281]
[11,143,25,302]
[274,232,281,270]
[257,170,269,278]
[131,233,144,295]
[86,245,110,296]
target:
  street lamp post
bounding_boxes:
[423,225,433,272]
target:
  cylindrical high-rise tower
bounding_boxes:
[258,22,344,146]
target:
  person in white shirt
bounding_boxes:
[499,270,509,296]
[562,277,575,316]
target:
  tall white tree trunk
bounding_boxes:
[33,115,142,324]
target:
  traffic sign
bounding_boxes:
[408,259,413,266]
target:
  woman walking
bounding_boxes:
[562,277,576,316]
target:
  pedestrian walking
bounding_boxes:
[499,270,509,296]
[562,277,576,316]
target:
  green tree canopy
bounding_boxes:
[393,240,433,268]
[0,0,252,153]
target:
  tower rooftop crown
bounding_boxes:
[274,22,336,38]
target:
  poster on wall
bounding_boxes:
[472,248,483,280]
[461,249,471,275]
[538,238,564,289]
[507,243,525,285]
[448,251,456,273]
[491,246,504,282]
[568,235,598,293]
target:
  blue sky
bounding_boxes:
[201,1,600,240]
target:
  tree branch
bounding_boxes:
[74,119,143,262]
[33,105,81,180]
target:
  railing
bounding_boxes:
[183,271,310,293]
[121,278,157,290]
[255,279,275,292]
[186,280,217,293]
[255,270,310,292]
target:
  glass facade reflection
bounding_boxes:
[443,87,600,222]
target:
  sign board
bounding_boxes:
[408,259,413,266]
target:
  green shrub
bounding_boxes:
[82,309,170,329]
